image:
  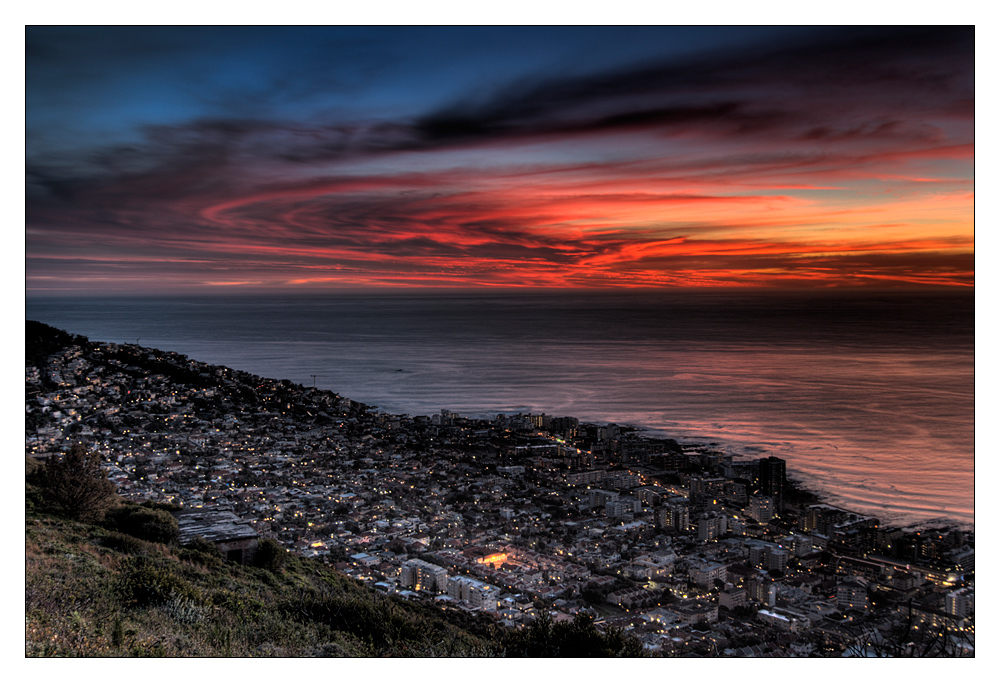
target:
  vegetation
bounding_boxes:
[103,504,180,545]
[25,511,494,656]
[26,320,87,369]
[25,465,645,657]
[499,613,644,657]
[32,442,117,522]
[253,538,287,574]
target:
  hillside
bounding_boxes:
[25,498,646,657]
[25,321,646,657]
[25,501,500,657]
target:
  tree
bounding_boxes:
[39,442,117,522]
[254,538,287,573]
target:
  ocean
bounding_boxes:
[26,289,974,529]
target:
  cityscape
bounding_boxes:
[25,25,974,659]
[26,322,974,656]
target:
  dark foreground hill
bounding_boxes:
[25,493,644,657]
[25,501,494,656]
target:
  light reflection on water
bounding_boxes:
[27,289,974,528]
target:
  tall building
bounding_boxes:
[747,576,777,607]
[945,587,974,618]
[747,495,775,523]
[758,457,786,509]
[448,576,501,612]
[689,475,726,504]
[697,513,727,542]
[400,558,448,593]
[655,503,690,532]
[605,497,641,519]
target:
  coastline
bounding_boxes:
[25,316,975,529]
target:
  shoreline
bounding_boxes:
[26,319,973,534]
[394,409,973,532]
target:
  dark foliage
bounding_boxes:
[178,536,224,568]
[35,442,117,522]
[141,500,183,512]
[102,531,151,555]
[282,585,490,656]
[103,504,180,545]
[116,555,201,608]
[500,613,644,657]
[254,538,287,573]
[26,320,88,368]
[183,535,222,557]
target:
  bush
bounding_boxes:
[500,613,644,657]
[140,500,182,513]
[103,504,179,545]
[179,536,223,568]
[253,538,287,573]
[36,443,117,522]
[116,555,201,608]
[102,531,150,555]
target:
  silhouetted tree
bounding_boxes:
[254,538,287,573]
[38,442,117,522]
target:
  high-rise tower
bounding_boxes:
[758,456,786,510]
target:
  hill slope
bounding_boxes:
[25,507,498,657]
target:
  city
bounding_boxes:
[25,322,975,656]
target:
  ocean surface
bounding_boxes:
[26,289,974,529]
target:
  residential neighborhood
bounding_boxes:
[26,325,975,656]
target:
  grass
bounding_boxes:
[25,512,496,657]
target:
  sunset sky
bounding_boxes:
[25,26,974,293]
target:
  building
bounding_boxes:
[747,541,788,572]
[689,476,726,504]
[719,584,748,610]
[447,576,500,612]
[697,513,727,542]
[587,489,619,509]
[173,509,259,564]
[949,547,975,574]
[497,465,525,477]
[945,587,974,618]
[634,486,664,506]
[566,470,606,486]
[757,607,810,633]
[608,586,655,609]
[746,577,777,607]
[747,496,774,523]
[836,578,869,611]
[721,457,757,481]
[757,457,786,509]
[655,504,690,532]
[606,497,641,519]
[400,558,449,593]
[689,561,727,588]
[669,599,719,625]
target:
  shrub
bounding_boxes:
[36,442,117,522]
[184,535,221,556]
[102,531,149,555]
[140,500,182,513]
[117,555,201,608]
[179,536,223,568]
[253,538,287,573]
[103,505,179,545]
[500,613,644,657]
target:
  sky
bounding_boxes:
[25,26,974,294]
